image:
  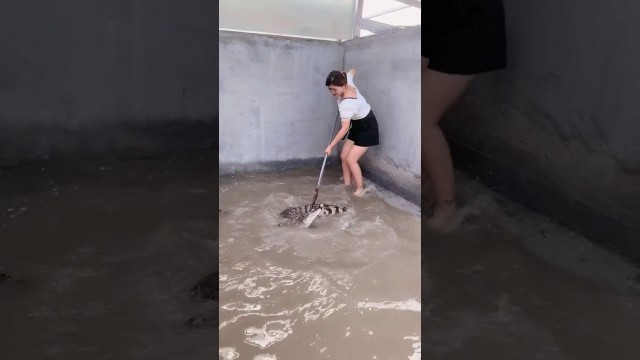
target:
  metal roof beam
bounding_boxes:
[353,0,365,38]
[364,5,410,19]
[360,18,397,33]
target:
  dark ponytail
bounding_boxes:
[325,70,347,86]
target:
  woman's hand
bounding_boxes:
[324,145,333,155]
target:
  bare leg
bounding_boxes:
[346,145,369,197]
[422,57,474,227]
[340,140,355,187]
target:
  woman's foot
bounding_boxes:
[427,200,457,230]
[353,186,368,197]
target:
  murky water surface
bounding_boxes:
[0,155,216,360]
[219,168,421,359]
[423,175,640,360]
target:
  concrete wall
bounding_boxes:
[442,2,640,260]
[219,31,343,173]
[0,0,217,164]
[219,28,421,204]
[344,27,421,203]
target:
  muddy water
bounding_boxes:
[0,155,216,360]
[218,168,421,359]
[423,175,640,360]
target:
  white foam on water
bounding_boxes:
[408,341,421,360]
[253,355,277,360]
[221,302,262,311]
[356,299,421,312]
[403,336,422,359]
[337,214,355,230]
[219,347,239,360]
[335,274,353,290]
[219,310,290,330]
[302,293,346,322]
[307,274,329,295]
[232,262,251,271]
[220,265,348,334]
[244,319,294,349]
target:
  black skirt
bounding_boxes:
[424,0,507,75]
[344,110,379,147]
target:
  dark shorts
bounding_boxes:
[424,0,507,75]
[344,110,379,147]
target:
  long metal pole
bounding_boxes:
[312,111,341,205]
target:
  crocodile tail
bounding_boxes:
[322,205,345,215]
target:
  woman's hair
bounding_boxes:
[325,70,347,87]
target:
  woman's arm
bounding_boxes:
[330,120,351,148]
[325,119,351,155]
[345,68,357,90]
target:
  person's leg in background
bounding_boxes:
[422,57,474,227]
[422,0,507,229]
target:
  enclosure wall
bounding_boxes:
[344,27,421,203]
[442,1,640,260]
[219,31,344,174]
[0,0,218,165]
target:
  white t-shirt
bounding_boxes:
[337,73,371,120]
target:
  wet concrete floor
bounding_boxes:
[423,174,640,360]
[0,153,217,360]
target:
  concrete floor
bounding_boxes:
[423,174,640,360]
[0,152,217,360]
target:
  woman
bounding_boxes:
[423,0,507,228]
[324,68,379,198]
